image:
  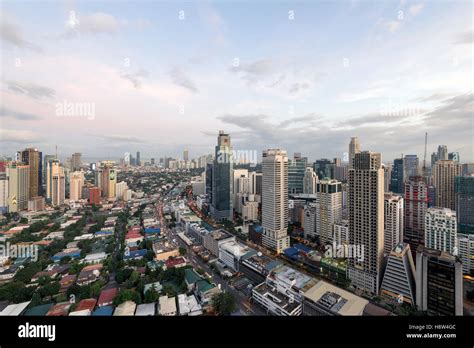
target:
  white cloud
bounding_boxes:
[409,4,425,16]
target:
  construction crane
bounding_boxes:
[422,132,428,180]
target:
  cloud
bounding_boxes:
[169,67,198,93]
[229,59,275,84]
[289,82,310,94]
[94,134,146,144]
[409,4,425,16]
[0,15,41,51]
[65,12,122,36]
[424,93,473,125]
[338,87,386,103]
[5,81,55,99]
[452,30,473,45]
[376,18,402,33]
[198,3,227,45]
[414,93,454,102]
[0,106,42,120]
[265,74,286,88]
[120,70,149,89]
[0,128,42,143]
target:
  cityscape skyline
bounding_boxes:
[1,1,472,161]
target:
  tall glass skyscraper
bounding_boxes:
[390,158,404,194]
[288,153,307,194]
[210,131,233,221]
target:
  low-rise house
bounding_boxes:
[135,303,156,316]
[178,294,203,316]
[59,274,76,293]
[76,264,102,286]
[98,287,118,307]
[46,302,72,316]
[83,252,107,264]
[159,295,177,316]
[24,303,54,316]
[0,301,31,316]
[92,305,114,316]
[69,298,97,316]
[113,301,136,316]
[51,248,81,262]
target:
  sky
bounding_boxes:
[0,0,472,163]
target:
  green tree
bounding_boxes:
[212,292,236,316]
[113,289,141,305]
[144,286,160,303]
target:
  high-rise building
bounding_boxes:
[69,171,85,201]
[88,187,101,205]
[404,155,419,179]
[99,161,116,199]
[288,153,307,194]
[262,149,290,253]
[51,164,65,206]
[437,145,448,162]
[115,181,128,200]
[347,151,384,295]
[348,137,360,170]
[6,163,30,212]
[46,159,61,202]
[303,167,318,194]
[448,152,460,162]
[416,245,463,316]
[457,233,474,275]
[404,177,428,256]
[314,159,332,180]
[380,243,416,306]
[183,149,189,162]
[211,131,233,221]
[42,155,55,187]
[71,153,82,171]
[233,169,248,208]
[433,160,462,210]
[19,148,42,197]
[384,193,404,255]
[205,162,213,201]
[390,158,404,194]
[249,171,262,196]
[316,179,342,245]
[136,151,141,166]
[382,163,392,192]
[462,163,474,176]
[0,173,8,214]
[424,207,457,255]
[333,220,349,246]
[455,176,474,232]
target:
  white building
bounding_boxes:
[115,181,129,201]
[69,171,85,202]
[457,233,474,274]
[316,179,342,245]
[384,193,404,255]
[242,201,258,222]
[218,240,255,271]
[261,149,290,253]
[333,220,349,246]
[424,207,457,255]
[303,167,318,194]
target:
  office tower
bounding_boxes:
[6,163,30,212]
[433,160,462,210]
[384,193,404,255]
[288,153,307,194]
[211,131,233,221]
[183,149,189,162]
[88,187,101,205]
[99,161,116,199]
[115,181,128,200]
[205,162,213,200]
[0,173,8,214]
[416,246,463,316]
[233,169,248,208]
[448,152,460,162]
[249,171,262,196]
[51,164,65,206]
[314,159,332,180]
[19,148,42,197]
[316,179,342,245]
[430,152,438,169]
[380,243,416,306]
[455,176,474,231]
[333,220,349,246]
[334,161,348,182]
[437,145,448,161]
[261,149,290,253]
[136,151,141,166]
[71,153,82,171]
[382,163,392,192]
[124,152,131,166]
[404,177,428,256]
[348,151,384,295]
[46,159,61,201]
[303,167,318,194]
[390,158,404,194]
[348,137,360,170]
[462,163,474,176]
[151,158,155,165]
[424,207,457,254]
[42,155,55,187]
[404,155,419,179]
[303,203,317,240]
[69,171,85,201]
[457,234,474,274]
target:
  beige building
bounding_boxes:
[261,149,290,253]
[316,179,342,245]
[6,163,30,212]
[69,171,85,201]
[433,160,462,210]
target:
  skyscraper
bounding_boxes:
[382,163,392,192]
[183,149,189,162]
[211,131,233,221]
[136,151,141,166]
[390,158,404,194]
[348,151,384,294]
[69,171,85,201]
[99,161,116,199]
[261,149,290,253]
[455,176,474,232]
[51,164,65,206]
[71,153,82,171]
[424,207,457,255]
[416,245,463,316]
[404,177,428,256]
[404,154,419,179]
[437,145,448,162]
[383,193,404,255]
[316,179,342,245]
[288,153,307,194]
[205,162,213,201]
[19,148,42,197]
[348,137,360,170]
[6,163,30,212]
[303,167,318,194]
[314,158,332,180]
[457,234,474,275]
[433,160,462,210]
[46,159,61,202]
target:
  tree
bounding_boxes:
[179,247,186,256]
[113,289,141,306]
[144,286,160,303]
[212,292,236,316]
